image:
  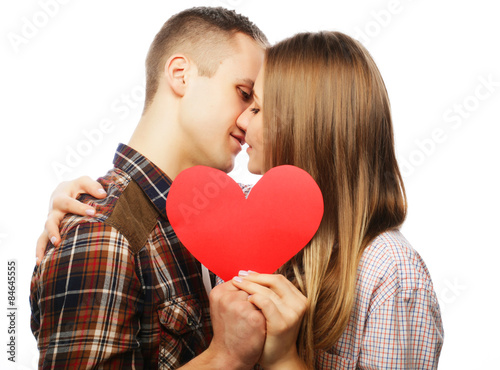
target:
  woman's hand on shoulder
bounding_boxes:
[232,271,308,369]
[36,176,106,265]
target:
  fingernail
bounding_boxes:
[50,236,57,244]
[233,276,243,283]
[248,270,258,274]
[36,257,40,264]
[85,209,96,216]
[238,270,249,277]
[98,189,106,195]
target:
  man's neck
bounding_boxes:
[128,101,189,180]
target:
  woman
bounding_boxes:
[37,31,444,368]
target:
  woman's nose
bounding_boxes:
[236,109,249,132]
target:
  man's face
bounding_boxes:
[178,33,265,173]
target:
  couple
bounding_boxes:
[31,6,444,369]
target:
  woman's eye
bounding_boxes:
[250,108,260,114]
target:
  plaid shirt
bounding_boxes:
[31,143,212,369]
[316,230,444,369]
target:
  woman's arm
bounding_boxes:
[35,176,106,265]
[359,288,444,369]
[232,271,308,370]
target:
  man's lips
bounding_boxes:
[230,134,246,146]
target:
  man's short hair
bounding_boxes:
[144,7,269,109]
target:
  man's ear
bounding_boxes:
[164,55,191,97]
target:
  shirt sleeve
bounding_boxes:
[359,287,444,369]
[30,222,144,369]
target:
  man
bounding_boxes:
[30,7,268,369]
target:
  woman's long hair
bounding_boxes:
[263,31,407,367]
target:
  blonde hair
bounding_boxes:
[264,31,407,367]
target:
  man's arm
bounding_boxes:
[31,222,143,368]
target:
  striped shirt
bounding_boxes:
[315,230,444,369]
[219,187,444,369]
[30,143,212,369]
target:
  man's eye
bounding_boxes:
[239,88,252,101]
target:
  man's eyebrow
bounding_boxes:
[236,78,255,88]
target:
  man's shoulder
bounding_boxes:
[58,168,129,234]
[57,167,160,254]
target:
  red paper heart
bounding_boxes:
[166,165,324,282]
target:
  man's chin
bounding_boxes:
[220,162,234,174]
[209,158,234,174]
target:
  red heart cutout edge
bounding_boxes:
[166,165,324,282]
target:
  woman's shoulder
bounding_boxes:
[357,229,435,297]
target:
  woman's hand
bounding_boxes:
[232,271,308,369]
[35,176,106,265]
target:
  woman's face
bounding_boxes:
[237,66,265,175]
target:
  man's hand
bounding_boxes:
[36,176,106,265]
[187,281,265,369]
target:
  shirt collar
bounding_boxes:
[113,143,172,219]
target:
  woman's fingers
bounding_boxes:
[35,210,66,265]
[71,176,106,199]
[51,195,96,217]
[232,275,303,339]
[53,176,106,199]
[237,271,308,306]
[35,232,49,266]
[46,177,106,243]
[231,272,308,320]
[35,176,106,266]
[232,273,307,368]
[50,176,106,214]
[247,293,285,327]
[44,210,67,245]
[232,276,281,307]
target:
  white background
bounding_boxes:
[1,0,499,368]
